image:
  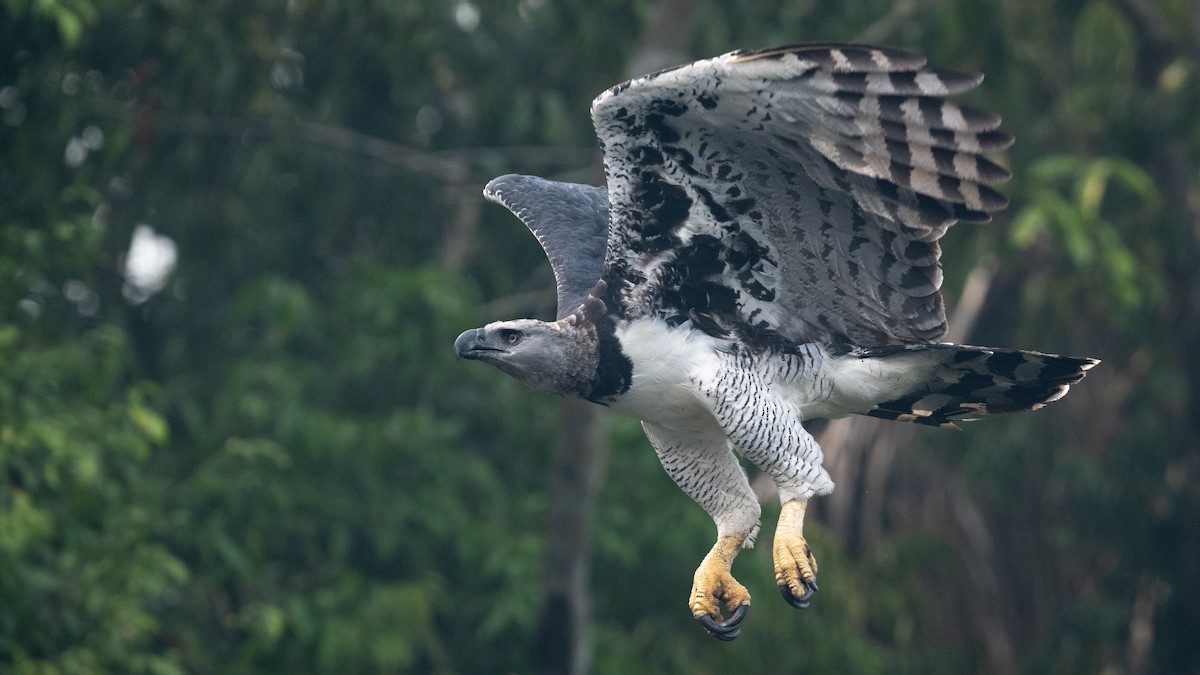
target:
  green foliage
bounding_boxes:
[0,325,183,673]
[1010,155,1162,315]
[2,0,1198,673]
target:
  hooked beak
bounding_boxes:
[454,328,500,360]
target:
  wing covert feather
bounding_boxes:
[591,43,1010,344]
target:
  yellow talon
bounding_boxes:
[690,533,752,637]
[774,499,819,608]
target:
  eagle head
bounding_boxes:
[454,318,599,398]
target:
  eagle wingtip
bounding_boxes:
[483,173,524,202]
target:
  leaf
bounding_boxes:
[0,490,53,554]
[128,400,169,446]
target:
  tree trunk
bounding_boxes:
[533,399,607,675]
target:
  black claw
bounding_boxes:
[708,624,741,641]
[779,578,818,609]
[698,604,748,640]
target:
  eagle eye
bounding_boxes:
[499,329,524,346]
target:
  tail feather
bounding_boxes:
[856,344,1099,428]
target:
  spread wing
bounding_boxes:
[484,174,610,320]
[591,43,1013,345]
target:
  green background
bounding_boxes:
[2,0,1197,672]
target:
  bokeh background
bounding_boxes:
[2,1,1198,673]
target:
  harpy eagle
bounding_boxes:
[454,44,1098,640]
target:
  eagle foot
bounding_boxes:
[690,534,751,640]
[774,499,818,610]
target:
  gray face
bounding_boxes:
[454,318,598,398]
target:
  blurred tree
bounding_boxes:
[1,0,1197,673]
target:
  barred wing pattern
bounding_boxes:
[591,44,1013,345]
